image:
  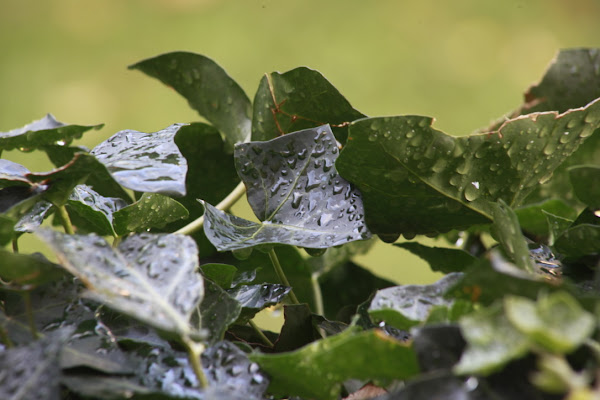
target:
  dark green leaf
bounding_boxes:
[454,302,529,376]
[199,279,241,345]
[228,283,291,324]
[368,273,463,330]
[130,52,252,146]
[61,376,160,400]
[379,374,476,400]
[504,292,594,353]
[337,99,600,235]
[0,327,73,400]
[90,124,188,196]
[36,231,204,338]
[553,223,600,257]
[490,200,536,272]
[544,210,574,245]
[394,242,476,274]
[273,304,317,352]
[112,192,188,236]
[515,199,578,237]
[204,125,371,250]
[97,308,171,349]
[412,325,466,372]
[65,185,127,236]
[250,327,418,400]
[307,237,376,277]
[0,113,102,152]
[200,263,237,289]
[252,67,365,143]
[0,251,64,290]
[569,165,600,208]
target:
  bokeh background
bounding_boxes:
[2,0,600,286]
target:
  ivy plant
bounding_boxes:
[1,48,600,400]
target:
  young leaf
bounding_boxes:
[252,67,365,143]
[65,184,127,236]
[0,327,73,400]
[129,52,252,146]
[203,125,371,250]
[368,273,463,330]
[250,327,418,400]
[394,242,476,274]
[336,99,600,236]
[0,113,102,152]
[90,124,188,196]
[36,230,204,338]
[112,193,188,236]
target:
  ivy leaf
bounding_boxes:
[569,165,600,209]
[90,124,188,196]
[13,201,53,233]
[394,242,476,274]
[368,273,463,330]
[553,223,600,258]
[412,325,466,373]
[200,263,237,289]
[65,185,127,236]
[250,327,418,400]
[227,283,291,324]
[112,193,188,236]
[0,113,102,152]
[36,231,204,339]
[130,52,252,146]
[0,160,33,188]
[199,279,241,345]
[0,327,73,400]
[515,199,578,237]
[0,251,64,290]
[336,99,600,236]
[252,67,365,143]
[490,200,536,272]
[203,125,371,250]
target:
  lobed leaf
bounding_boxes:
[252,67,365,143]
[130,52,252,146]
[90,124,188,196]
[66,184,127,236]
[203,125,370,250]
[36,230,204,338]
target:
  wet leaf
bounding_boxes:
[378,374,477,400]
[504,292,595,353]
[569,165,600,208]
[368,273,463,330]
[307,237,376,277]
[0,327,73,400]
[112,193,188,236]
[0,251,64,290]
[66,185,127,236]
[454,302,529,376]
[204,125,371,250]
[252,67,365,143]
[553,223,600,258]
[200,263,237,289]
[0,113,102,151]
[336,99,600,236]
[394,242,476,274]
[544,210,574,245]
[412,324,466,372]
[13,200,53,233]
[61,335,136,374]
[515,199,578,237]
[130,52,252,146]
[0,159,32,188]
[90,124,188,196]
[228,283,291,324]
[199,279,241,344]
[36,230,204,338]
[250,327,418,400]
[273,304,317,352]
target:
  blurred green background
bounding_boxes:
[2,0,600,286]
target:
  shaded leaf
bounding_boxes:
[112,192,188,236]
[515,199,578,237]
[0,327,73,400]
[199,279,241,345]
[307,237,376,277]
[252,67,365,143]
[394,242,476,274]
[228,283,291,324]
[504,292,595,353]
[273,304,317,352]
[250,327,418,400]
[337,99,600,235]
[0,159,32,188]
[61,376,160,400]
[368,273,463,330]
[544,210,574,246]
[61,335,136,375]
[200,263,237,289]
[66,184,127,236]
[553,223,600,258]
[36,231,204,338]
[130,52,252,146]
[0,251,64,290]
[378,374,477,400]
[90,124,188,196]
[204,125,370,250]
[569,165,600,208]
[412,324,466,373]
[0,113,102,151]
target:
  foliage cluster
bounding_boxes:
[0,48,599,400]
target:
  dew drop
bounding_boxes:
[368,132,378,142]
[542,140,557,155]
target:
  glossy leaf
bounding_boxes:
[336,99,600,235]
[544,210,574,245]
[250,327,418,400]
[130,52,252,146]
[252,67,365,143]
[0,159,32,188]
[454,302,529,376]
[0,113,102,151]
[199,279,241,344]
[569,165,600,208]
[368,273,463,330]
[204,125,370,250]
[490,200,536,272]
[394,242,476,274]
[36,230,204,338]
[112,193,188,236]
[504,292,595,353]
[66,185,127,236]
[90,124,187,196]
[0,251,64,290]
[228,283,291,324]
[13,200,53,233]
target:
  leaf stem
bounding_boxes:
[311,274,324,316]
[248,319,274,347]
[175,181,246,236]
[12,238,19,253]
[0,325,13,348]
[268,248,299,304]
[57,205,75,235]
[183,337,209,389]
[22,291,40,339]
